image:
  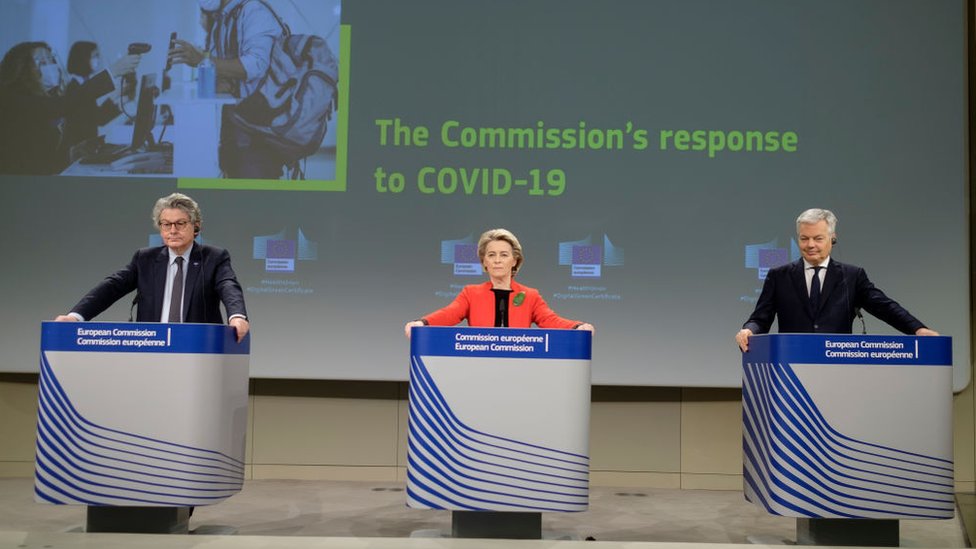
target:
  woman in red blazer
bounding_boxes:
[404,228,594,337]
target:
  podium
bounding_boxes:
[742,334,953,546]
[34,321,250,533]
[407,326,592,539]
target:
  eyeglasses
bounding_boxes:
[159,220,192,231]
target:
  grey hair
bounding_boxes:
[796,208,837,235]
[152,193,202,227]
[477,228,524,274]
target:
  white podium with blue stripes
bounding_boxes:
[742,334,952,544]
[34,321,249,514]
[407,326,591,533]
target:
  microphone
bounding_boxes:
[855,307,866,335]
[129,293,139,322]
[499,297,507,328]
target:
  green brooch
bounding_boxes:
[513,292,525,307]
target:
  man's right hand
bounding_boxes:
[55,315,78,322]
[168,39,205,68]
[735,328,753,352]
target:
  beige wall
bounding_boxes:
[0,374,38,478]
[3,371,973,491]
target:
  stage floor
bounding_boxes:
[0,478,966,547]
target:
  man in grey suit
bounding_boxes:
[55,192,249,342]
[736,208,937,352]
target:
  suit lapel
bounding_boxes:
[815,260,841,313]
[152,247,169,321]
[183,245,203,318]
[509,280,528,326]
[788,260,813,320]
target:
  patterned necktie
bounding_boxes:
[809,266,822,308]
[168,256,184,323]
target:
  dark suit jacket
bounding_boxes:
[71,243,247,324]
[743,258,924,335]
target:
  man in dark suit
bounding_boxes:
[735,208,937,352]
[55,192,249,342]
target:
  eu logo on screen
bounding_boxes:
[440,235,481,277]
[265,240,297,272]
[558,235,624,279]
[253,228,318,273]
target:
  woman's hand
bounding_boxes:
[404,320,425,339]
[109,54,140,76]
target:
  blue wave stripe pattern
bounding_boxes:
[34,353,244,506]
[406,355,589,512]
[742,361,954,519]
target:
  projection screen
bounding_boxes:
[0,0,968,389]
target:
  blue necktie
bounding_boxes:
[809,266,822,308]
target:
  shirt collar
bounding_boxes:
[218,0,245,16]
[802,256,830,271]
[168,244,193,265]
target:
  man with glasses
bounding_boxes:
[55,192,249,342]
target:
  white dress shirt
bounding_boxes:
[802,256,829,297]
[160,245,192,322]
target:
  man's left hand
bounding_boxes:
[915,327,939,336]
[230,317,250,343]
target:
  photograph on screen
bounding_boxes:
[0,0,342,183]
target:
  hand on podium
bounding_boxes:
[229,316,249,343]
[916,327,939,336]
[404,320,424,339]
[54,315,79,322]
[736,328,753,352]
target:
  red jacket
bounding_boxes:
[423,280,580,329]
